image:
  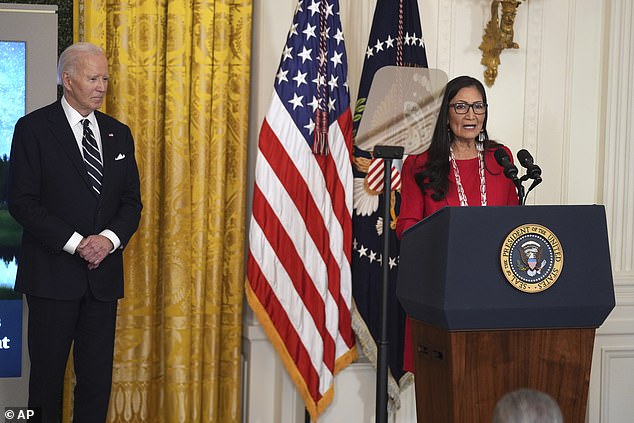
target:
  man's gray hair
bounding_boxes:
[492,389,563,423]
[56,42,105,85]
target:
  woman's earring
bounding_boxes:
[478,130,485,142]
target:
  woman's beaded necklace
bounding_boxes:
[449,142,487,206]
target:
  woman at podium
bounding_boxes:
[395,75,518,372]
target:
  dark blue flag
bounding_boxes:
[350,0,428,408]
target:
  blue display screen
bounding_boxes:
[0,41,25,296]
[0,40,26,378]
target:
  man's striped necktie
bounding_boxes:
[81,119,103,195]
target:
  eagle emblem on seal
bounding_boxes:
[519,240,548,277]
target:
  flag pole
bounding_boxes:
[373,145,404,423]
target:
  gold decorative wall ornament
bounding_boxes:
[479,0,524,87]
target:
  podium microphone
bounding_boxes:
[494,148,519,180]
[517,149,542,180]
[494,148,524,205]
[517,149,543,202]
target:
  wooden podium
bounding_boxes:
[396,206,615,423]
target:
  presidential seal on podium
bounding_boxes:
[500,224,564,293]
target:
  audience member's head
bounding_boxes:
[492,388,563,423]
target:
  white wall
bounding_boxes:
[244,1,634,422]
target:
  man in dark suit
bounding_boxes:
[8,42,142,423]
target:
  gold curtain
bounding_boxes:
[66,1,252,421]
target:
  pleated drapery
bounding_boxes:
[63,1,252,421]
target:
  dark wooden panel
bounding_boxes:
[412,320,595,423]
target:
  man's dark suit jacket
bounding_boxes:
[8,100,142,301]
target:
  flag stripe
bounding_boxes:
[264,97,355,347]
[250,184,337,373]
[246,254,323,400]
[253,112,352,388]
[322,110,354,263]
[258,119,339,308]
[306,116,355,348]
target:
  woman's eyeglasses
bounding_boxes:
[449,102,487,115]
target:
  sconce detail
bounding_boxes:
[479,0,524,87]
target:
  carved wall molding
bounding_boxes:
[603,0,634,282]
[521,0,543,177]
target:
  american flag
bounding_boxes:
[245,0,356,419]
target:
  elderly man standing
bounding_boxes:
[8,42,142,423]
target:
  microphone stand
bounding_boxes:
[524,173,542,201]
[514,178,525,206]
[495,149,524,206]
[517,174,542,205]
[372,144,404,423]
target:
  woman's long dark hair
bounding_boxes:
[414,75,501,200]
